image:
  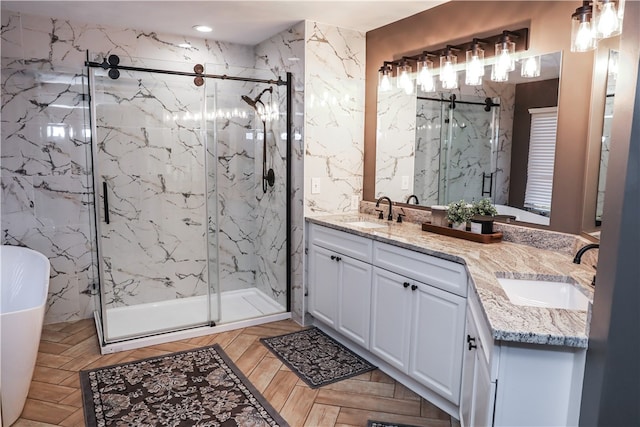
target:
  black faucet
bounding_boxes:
[573,243,599,264]
[376,196,394,221]
[406,194,419,205]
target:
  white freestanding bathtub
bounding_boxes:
[1,245,50,426]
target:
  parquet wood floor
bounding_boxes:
[13,319,458,427]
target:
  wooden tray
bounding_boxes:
[421,222,503,244]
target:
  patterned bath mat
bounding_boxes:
[260,327,376,388]
[80,344,288,427]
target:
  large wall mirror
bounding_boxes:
[375,52,561,227]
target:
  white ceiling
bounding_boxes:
[1,1,447,45]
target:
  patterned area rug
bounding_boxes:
[260,327,376,388]
[80,344,288,427]
[367,421,421,427]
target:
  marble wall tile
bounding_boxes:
[1,12,23,61]
[1,173,35,215]
[304,22,365,215]
[1,49,95,323]
[16,12,256,71]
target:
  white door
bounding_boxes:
[409,281,466,404]
[338,256,373,349]
[308,245,339,328]
[370,267,413,372]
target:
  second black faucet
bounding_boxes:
[376,196,394,221]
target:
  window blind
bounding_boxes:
[524,107,558,212]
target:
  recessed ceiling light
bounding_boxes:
[178,43,192,48]
[287,57,300,62]
[193,25,213,33]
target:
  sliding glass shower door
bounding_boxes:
[204,66,288,325]
[89,59,218,342]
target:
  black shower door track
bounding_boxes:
[418,95,501,108]
[85,55,293,338]
[84,60,287,86]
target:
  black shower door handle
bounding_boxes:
[103,181,110,224]
[482,172,493,197]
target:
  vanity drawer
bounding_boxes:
[309,224,373,263]
[373,241,467,297]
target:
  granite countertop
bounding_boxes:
[306,214,595,348]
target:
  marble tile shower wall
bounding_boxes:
[1,61,94,323]
[303,22,365,215]
[0,10,300,324]
[255,23,306,317]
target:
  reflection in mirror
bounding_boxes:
[375,52,562,227]
[413,94,499,206]
[595,50,618,226]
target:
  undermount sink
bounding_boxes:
[344,220,388,229]
[497,277,590,311]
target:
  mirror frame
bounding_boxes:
[582,36,621,236]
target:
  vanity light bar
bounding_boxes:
[378,27,532,91]
[570,0,625,53]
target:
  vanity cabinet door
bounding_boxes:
[460,307,478,427]
[463,290,497,427]
[337,256,372,348]
[409,281,466,405]
[370,267,413,372]
[471,352,495,427]
[308,244,340,328]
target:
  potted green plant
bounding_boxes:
[447,200,473,230]
[470,198,498,234]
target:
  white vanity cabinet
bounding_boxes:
[308,223,467,407]
[371,242,467,405]
[460,281,587,427]
[308,224,373,348]
[370,267,413,371]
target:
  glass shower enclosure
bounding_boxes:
[86,54,290,344]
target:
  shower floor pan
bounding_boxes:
[96,288,288,354]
